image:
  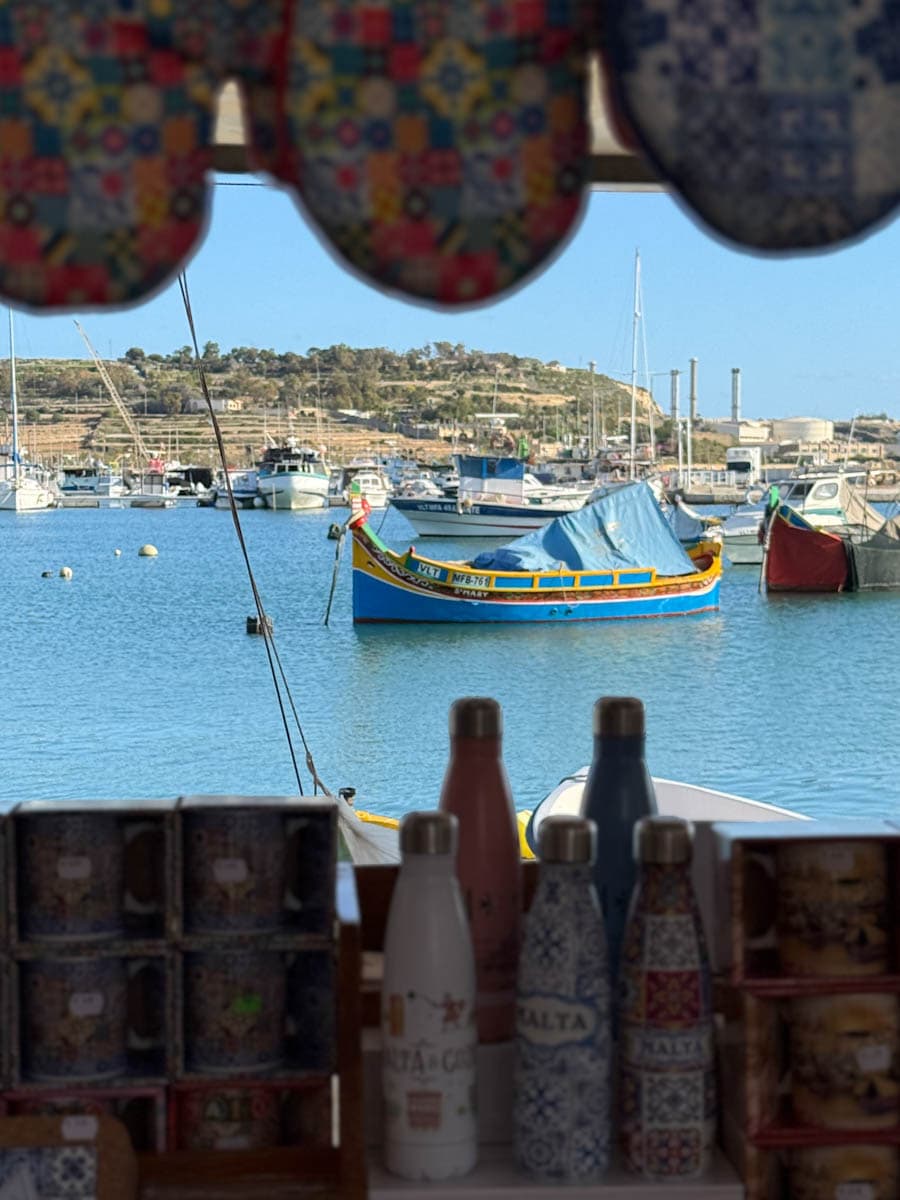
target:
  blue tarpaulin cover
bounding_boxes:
[471,481,698,576]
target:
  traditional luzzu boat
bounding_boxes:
[351,480,722,623]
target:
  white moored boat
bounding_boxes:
[389,454,592,537]
[1,311,56,514]
[257,441,330,510]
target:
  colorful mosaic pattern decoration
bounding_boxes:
[0,0,592,311]
[514,861,611,1181]
[603,0,900,251]
[617,859,717,1178]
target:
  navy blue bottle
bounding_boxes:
[580,697,657,982]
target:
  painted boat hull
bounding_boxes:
[351,524,721,623]
[388,496,585,537]
[258,473,329,510]
[765,509,849,592]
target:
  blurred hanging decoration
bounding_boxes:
[2,0,899,315]
[0,0,594,311]
[601,0,900,251]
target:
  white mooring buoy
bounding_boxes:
[114,548,122,556]
[59,566,73,579]
[138,544,158,557]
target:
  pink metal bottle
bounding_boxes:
[439,697,522,1043]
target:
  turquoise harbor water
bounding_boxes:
[1,503,898,820]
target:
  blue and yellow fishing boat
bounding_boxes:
[351,480,721,623]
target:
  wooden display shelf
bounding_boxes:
[368,1145,743,1199]
[135,862,365,1199]
[742,973,900,997]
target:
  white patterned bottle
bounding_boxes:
[382,811,477,1181]
[618,816,716,1178]
[514,815,611,1181]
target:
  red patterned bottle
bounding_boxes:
[439,697,521,1043]
[617,816,716,1178]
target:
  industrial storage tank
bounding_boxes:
[771,417,835,443]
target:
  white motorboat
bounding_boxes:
[389,454,593,536]
[58,464,127,499]
[1,311,56,513]
[721,471,876,565]
[342,768,805,867]
[327,460,392,508]
[523,766,805,853]
[212,468,260,509]
[257,441,330,510]
[0,471,56,512]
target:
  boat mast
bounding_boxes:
[629,248,640,480]
[8,308,19,482]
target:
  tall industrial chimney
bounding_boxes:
[670,369,680,423]
[731,368,741,423]
[689,358,698,422]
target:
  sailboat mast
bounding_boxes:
[629,249,640,481]
[8,308,19,482]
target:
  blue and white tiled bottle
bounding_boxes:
[513,815,611,1182]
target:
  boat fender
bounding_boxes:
[59,566,73,579]
[745,486,765,504]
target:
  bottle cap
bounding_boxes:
[538,816,597,864]
[400,811,458,856]
[634,815,693,864]
[593,696,645,738]
[449,697,502,739]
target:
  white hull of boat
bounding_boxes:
[0,477,55,512]
[259,474,329,510]
[724,533,763,565]
[388,498,587,537]
[329,486,391,509]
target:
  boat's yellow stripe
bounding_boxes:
[356,808,536,860]
[354,529,721,596]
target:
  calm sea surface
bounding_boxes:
[1,503,898,820]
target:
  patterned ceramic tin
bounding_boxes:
[183,809,286,934]
[788,1145,900,1200]
[184,951,286,1074]
[18,812,124,941]
[790,993,900,1130]
[776,840,888,976]
[21,957,128,1081]
[180,1086,282,1150]
[286,951,335,1071]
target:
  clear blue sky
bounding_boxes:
[10,177,900,422]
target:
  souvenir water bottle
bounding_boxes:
[581,696,657,981]
[382,811,478,1181]
[514,815,611,1182]
[618,816,716,1178]
[439,697,521,1043]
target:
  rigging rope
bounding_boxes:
[177,272,331,797]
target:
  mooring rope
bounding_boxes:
[178,272,330,797]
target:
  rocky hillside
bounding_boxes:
[1,342,664,467]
